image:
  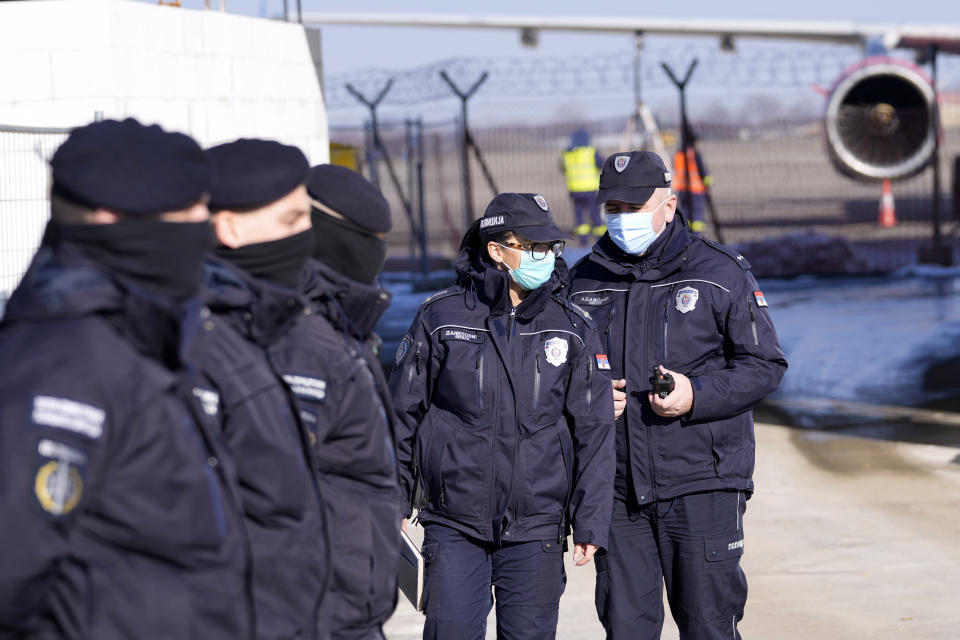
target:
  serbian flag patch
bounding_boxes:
[595,354,611,370]
[753,291,768,307]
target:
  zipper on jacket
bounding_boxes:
[533,341,542,410]
[585,350,593,411]
[476,341,485,409]
[662,301,669,362]
[603,306,615,358]
[506,307,517,341]
[407,339,422,390]
[747,297,759,346]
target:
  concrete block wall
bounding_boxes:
[0,0,329,302]
[0,0,328,156]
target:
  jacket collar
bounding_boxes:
[4,242,192,368]
[453,241,569,321]
[589,211,694,280]
[300,258,392,339]
[203,256,304,347]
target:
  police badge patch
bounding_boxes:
[675,286,699,313]
[544,337,568,367]
[396,334,412,367]
[34,439,86,517]
[614,155,630,173]
[533,194,549,211]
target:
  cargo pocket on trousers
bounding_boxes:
[701,532,748,621]
[535,540,567,607]
[421,542,440,616]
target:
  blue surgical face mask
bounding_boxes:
[498,245,556,291]
[606,199,667,255]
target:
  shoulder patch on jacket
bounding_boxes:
[422,286,464,307]
[702,239,751,270]
[553,295,596,330]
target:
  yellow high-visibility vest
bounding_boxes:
[563,146,601,193]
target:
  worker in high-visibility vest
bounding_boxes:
[562,129,605,245]
[672,134,712,235]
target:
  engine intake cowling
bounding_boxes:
[825,58,936,181]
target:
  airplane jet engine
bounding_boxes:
[825,57,937,181]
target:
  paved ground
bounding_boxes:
[384,422,960,639]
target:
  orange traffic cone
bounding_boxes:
[878,179,897,227]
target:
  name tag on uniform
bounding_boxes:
[283,374,327,402]
[439,328,481,343]
[572,292,612,307]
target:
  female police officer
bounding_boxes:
[389,193,616,640]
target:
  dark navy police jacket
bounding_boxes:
[193,258,329,640]
[389,244,616,549]
[568,214,787,505]
[0,243,252,639]
[269,259,400,640]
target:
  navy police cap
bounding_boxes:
[307,164,391,233]
[207,138,309,211]
[478,193,572,242]
[50,118,209,216]
[595,150,672,207]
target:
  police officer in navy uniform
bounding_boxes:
[567,151,787,640]
[389,193,616,640]
[0,119,252,638]
[269,164,400,639]
[192,139,329,640]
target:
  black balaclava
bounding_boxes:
[48,219,213,301]
[311,211,387,285]
[214,228,316,290]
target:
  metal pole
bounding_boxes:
[405,119,416,272]
[363,121,379,188]
[416,119,429,278]
[661,60,698,217]
[930,45,945,263]
[633,31,644,148]
[439,70,489,229]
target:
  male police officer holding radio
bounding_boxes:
[0,119,252,638]
[568,151,787,640]
[390,193,615,640]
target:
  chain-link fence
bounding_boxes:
[0,125,69,311]
[332,113,960,277]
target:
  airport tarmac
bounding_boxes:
[384,422,960,639]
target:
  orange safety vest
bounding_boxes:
[672,149,705,194]
[563,146,601,193]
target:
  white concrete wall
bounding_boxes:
[0,0,329,303]
[0,0,328,156]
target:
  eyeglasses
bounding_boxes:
[497,241,565,261]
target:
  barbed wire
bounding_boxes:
[324,43,960,111]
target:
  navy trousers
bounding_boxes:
[421,524,566,640]
[595,491,748,640]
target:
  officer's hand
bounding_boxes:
[648,365,693,418]
[401,518,408,533]
[611,379,627,419]
[573,542,598,567]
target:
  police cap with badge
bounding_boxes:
[595,150,672,206]
[478,193,572,242]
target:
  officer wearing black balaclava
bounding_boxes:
[0,118,252,639]
[191,139,330,640]
[268,164,400,640]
